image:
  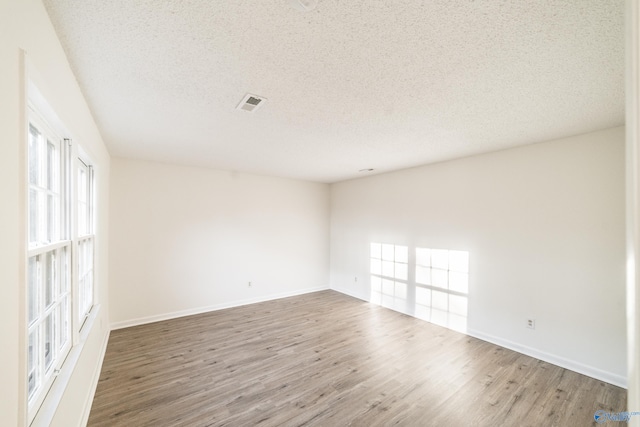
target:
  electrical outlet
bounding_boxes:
[354,276,358,282]
[526,318,535,329]
[248,281,252,287]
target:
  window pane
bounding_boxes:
[37,191,45,245]
[78,274,85,321]
[28,125,40,185]
[60,247,69,294]
[59,296,70,351]
[29,189,38,244]
[45,252,55,308]
[47,194,54,243]
[78,239,95,320]
[47,142,54,190]
[44,314,53,372]
[78,203,86,236]
[28,329,38,399]
[89,239,93,264]
[54,249,61,297]
[86,263,93,311]
[78,167,87,235]
[28,256,38,324]
[78,168,86,202]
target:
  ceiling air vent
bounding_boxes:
[237,94,267,112]
[290,0,318,11]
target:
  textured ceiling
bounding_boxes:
[43,0,624,183]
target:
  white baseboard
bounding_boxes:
[467,328,627,389]
[111,287,626,389]
[79,329,110,427]
[330,286,368,302]
[330,287,626,389]
[111,285,330,330]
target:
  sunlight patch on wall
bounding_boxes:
[415,248,469,333]
[369,242,469,334]
[370,243,408,312]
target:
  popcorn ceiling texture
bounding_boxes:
[43,0,624,183]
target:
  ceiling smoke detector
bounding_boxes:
[236,94,267,112]
[290,0,318,12]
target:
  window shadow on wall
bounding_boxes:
[370,243,469,334]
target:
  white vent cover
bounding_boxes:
[290,0,318,11]
[236,94,267,112]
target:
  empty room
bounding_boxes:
[2,0,640,426]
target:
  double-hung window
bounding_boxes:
[27,112,72,414]
[26,103,96,423]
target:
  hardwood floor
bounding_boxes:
[88,290,626,427]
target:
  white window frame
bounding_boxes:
[26,109,73,422]
[25,99,98,425]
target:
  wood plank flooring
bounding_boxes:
[88,290,626,427]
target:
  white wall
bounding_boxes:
[0,0,111,425]
[330,127,626,386]
[109,158,329,327]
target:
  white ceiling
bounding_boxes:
[43,0,625,183]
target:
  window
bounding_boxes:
[26,105,97,423]
[27,114,72,414]
[77,159,94,323]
